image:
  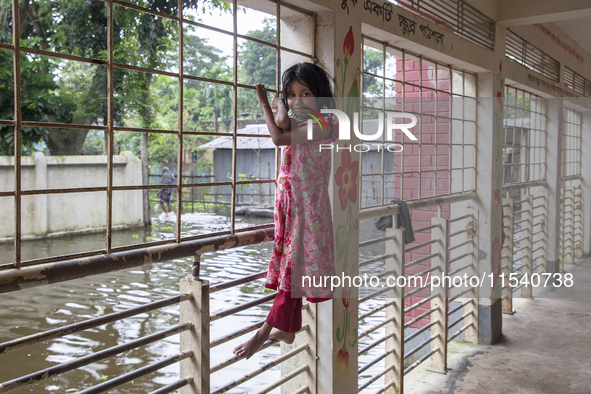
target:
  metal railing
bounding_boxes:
[0,228,273,393]
[357,193,478,393]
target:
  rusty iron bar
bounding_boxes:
[210,319,265,348]
[448,287,473,303]
[258,364,309,394]
[150,377,192,394]
[405,252,440,270]
[405,294,436,315]
[359,285,391,304]
[210,293,276,322]
[78,351,193,394]
[448,310,474,330]
[404,281,432,298]
[358,332,396,356]
[359,234,394,248]
[209,271,267,293]
[0,323,191,392]
[448,299,472,316]
[357,364,395,392]
[404,306,437,329]
[106,0,114,253]
[404,348,438,375]
[404,335,437,361]
[448,214,472,224]
[0,293,191,355]
[12,0,22,268]
[212,344,309,394]
[292,386,310,394]
[448,263,472,277]
[448,227,472,238]
[448,252,472,265]
[448,322,474,342]
[413,223,439,234]
[413,265,441,278]
[0,227,274,294]
[358,299,397,322]
[359,253,390,268]
[406,239,437,253]
[404,321,437,344]
[359,315,397,340]
[358,348,395,375]
[210,339,276,374]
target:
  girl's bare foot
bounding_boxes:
[269,329,295,344]
[233,322,272,359]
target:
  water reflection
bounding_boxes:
[0,215,390,393]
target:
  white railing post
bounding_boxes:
[532,192,548,273]
[385,227,405,394]
[180,254,210,394]
[574,185,584,257]
[501,198,514,314]
[429,217,448,372]
[520,195,534,298]
[563,187,575,267]
[463,208,479,343]
[281,302,317,393]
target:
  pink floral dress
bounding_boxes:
[265,122,338,299]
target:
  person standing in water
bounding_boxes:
[158,166,175,215]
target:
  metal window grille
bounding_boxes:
[505,29,560,82]
[396,0,495,50]
[502,86,547,186]
[361,36,477,208]
[562,108,582,178]
[564,67,591,97]
[0,0,315,269]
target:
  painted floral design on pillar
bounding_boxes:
[334,147,359,376]
[337,26,361,116]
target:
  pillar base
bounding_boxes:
[478,299,502,345]
[547,260,559,275]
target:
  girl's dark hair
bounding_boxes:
[281,62,336,109]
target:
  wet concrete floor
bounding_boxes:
[407,258,591,394]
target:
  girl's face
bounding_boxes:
[286,80,317,116]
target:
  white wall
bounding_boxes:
[0,151,143,239]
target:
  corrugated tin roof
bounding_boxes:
[199,124,275,150]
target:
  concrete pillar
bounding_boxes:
[429,217,448,372]
[316,5,360,394]
[472,31,505,343]
[544,98,564,273]
[580,108,591,255]
[32,152,47,235]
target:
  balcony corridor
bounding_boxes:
[408,258,591,394]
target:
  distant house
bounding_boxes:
[199,124,276,206]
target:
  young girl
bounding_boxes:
[233,63,337,359]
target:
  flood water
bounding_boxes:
[0,214,392,393]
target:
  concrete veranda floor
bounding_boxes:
[406,257,591,394]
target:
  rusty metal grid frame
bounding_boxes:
[360,36,477,209]
[395,0,495,51]
[564,66,591,97]
[506,29,560,82]
[502,85,547,187]
[1,0,316,269]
